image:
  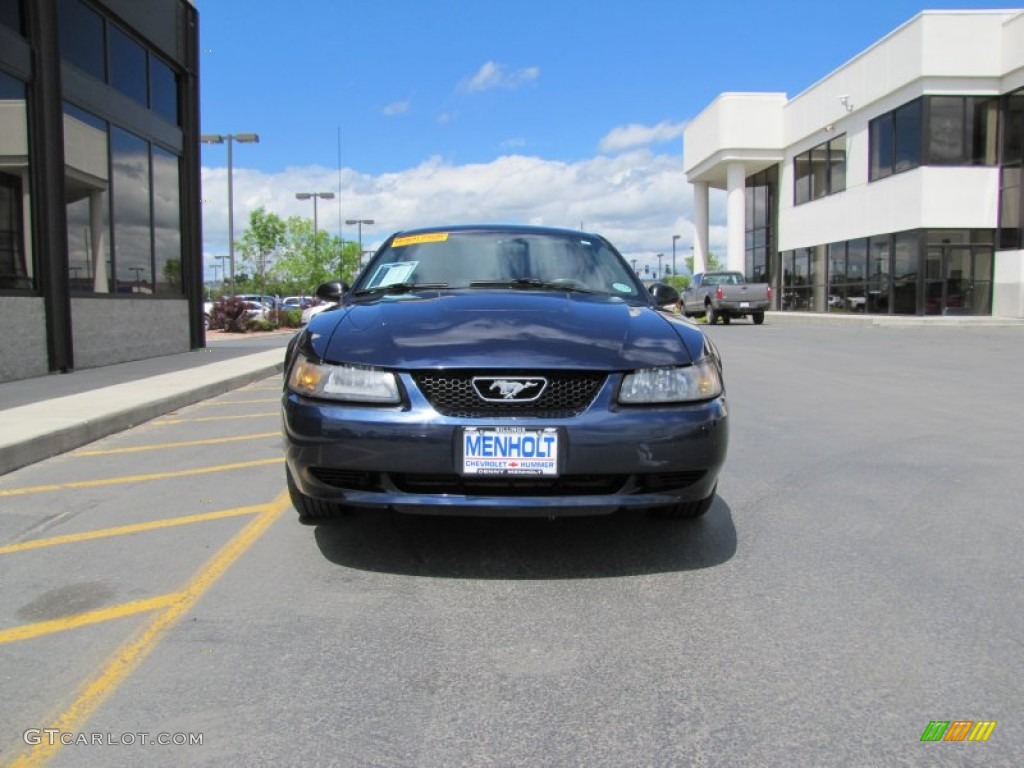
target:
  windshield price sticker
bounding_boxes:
[462,427,559,476]
[368,262,418,287]
[392,232,449,248]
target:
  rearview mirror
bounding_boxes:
[315,280,349,302]
[647,282,679,306]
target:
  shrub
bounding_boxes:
[247,318,276,332]
[270,308,303,328]
[209,297,251,333]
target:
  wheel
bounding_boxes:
[752,312,765,325]
[705,305,717,324]
[651,484,717,520]
[721,314,731,324]
[287,466,344,524]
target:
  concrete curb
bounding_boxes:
[762,311,1024,328]
[0,350,285,477]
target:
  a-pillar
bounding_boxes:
[726,162,746,273]
[692,181,709,275]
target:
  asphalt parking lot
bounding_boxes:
[0,321,1022,767]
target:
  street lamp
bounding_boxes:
[200,132,260,297]
[129,266,144,293]
[345,219,375,272]
[656,253,664,280]
[672,234,680,277]
[296,192,335,264]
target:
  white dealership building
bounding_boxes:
[684,9,1024,317]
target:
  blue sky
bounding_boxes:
[196,0,1016,274]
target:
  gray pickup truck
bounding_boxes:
[680,271,771,325]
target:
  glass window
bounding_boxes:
[828,136,846,193]
[58,0,105,82]
[892,232,919,315]
[1004,91,1024,164]
[968,98,998,165]
[828,242,847,284]
[108,24,148,106]
[928,96,965,164]
[149,56,178,125]
[152,146,181,296]
[868,236,891,313]
[111,127,151,294]
[810,146,828,200]
[0,72,31,291]
[794,151,811,204]
[847,239,868,283]
[894,99,922,173]
[64,102,111,293]
[0,0,22,35]
[870,113,894,180]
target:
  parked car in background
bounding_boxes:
[680,271,771,325]
[283,224,728,524]
[282,296,315,310]
[235,294,281,311]
[300,300,336,325]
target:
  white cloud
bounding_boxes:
[200,150,726,277]
[599,121,687,153]
[382,101,409,116]
[460,61,540,92]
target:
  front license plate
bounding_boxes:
[462,427,559,476]
[740,301,750,308]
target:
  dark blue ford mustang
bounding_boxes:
[282,225,728,521]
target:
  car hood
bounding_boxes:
[304,291,703,370]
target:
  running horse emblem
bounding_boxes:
[489,380,540,399]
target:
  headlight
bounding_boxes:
[287,358,400,403]
[619,359,722,403]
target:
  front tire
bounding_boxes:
[287,466,344,524]
[651,484,717,520]
[706,305,717,325]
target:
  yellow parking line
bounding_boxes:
[0,504,265,555]
[73,433,279,457]
[8,491,291,768]
[0,593,183,645]
[193,398,279,406]
[151,412,278,425]
[0,458,284,498]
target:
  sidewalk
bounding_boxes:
[0,331,295,476]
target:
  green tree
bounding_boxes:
[271,217,363,294]
[685,250,722,274]
[237,207,286,299]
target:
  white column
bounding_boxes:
[692,182,709,275]
[90,190,108,293]
[726,162,746,273]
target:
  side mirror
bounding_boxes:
[315,280,349,302]
[648,282,679,306]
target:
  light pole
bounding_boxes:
[201,132,259,297]
[657,253,664,280]
[296,192,335,266]
[346,219,375,273]
[129,266,144,293]
[672,234,680,277]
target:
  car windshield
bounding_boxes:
[356,230,645,301]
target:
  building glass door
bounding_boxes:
[923,245,993,315]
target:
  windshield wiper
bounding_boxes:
[468,278,605,294]
[352,282,448,297]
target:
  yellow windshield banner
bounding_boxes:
[392,232,449,248]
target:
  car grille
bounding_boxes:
[413,371,605,417]
[391,473,626,496]
[309,468,705,496]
